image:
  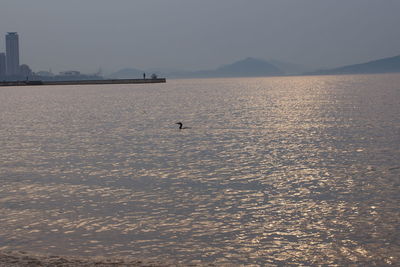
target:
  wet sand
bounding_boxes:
[0,251,183,267]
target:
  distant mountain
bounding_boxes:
[212,57,283,77]
[97,55,400,80]
[107,58,300,79]
[310,55,400,75]
[168,57,284,78]
[108,68,144,79]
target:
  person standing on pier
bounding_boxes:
[143,73,146,79]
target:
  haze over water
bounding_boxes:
[0,74,399,265]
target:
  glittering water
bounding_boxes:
[0,74,399,265]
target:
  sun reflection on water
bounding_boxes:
[0,74,399,265]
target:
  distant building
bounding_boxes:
[36,70,54,77]
[6,32,20,75]
[0,53,5,76]
[19,64,32,77]
[59,70,81,76]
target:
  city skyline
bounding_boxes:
[1,31,399,79]
[1,0,399,74]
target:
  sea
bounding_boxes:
[0,74,399,266]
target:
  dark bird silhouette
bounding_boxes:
[176,122,190,129]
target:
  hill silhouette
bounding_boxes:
[109,55,400,79]
[110,58,284,79]
[310,55,400,75]
[212,57,283,77]
[167,58,284,78]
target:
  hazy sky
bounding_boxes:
[1,0,399,73]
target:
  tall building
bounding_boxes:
[6,32,20,75]
[0,53,6,76]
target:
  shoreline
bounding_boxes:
[0,251,179,267]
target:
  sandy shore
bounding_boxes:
[0,251,186,267]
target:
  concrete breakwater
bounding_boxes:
[0,78,166,87]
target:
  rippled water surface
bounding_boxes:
[1,74,399,265]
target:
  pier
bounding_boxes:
[0,78,166,87]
